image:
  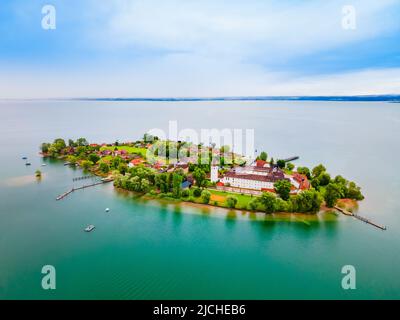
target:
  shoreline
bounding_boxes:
[113,186,343,223]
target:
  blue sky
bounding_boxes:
[1,0,400,98]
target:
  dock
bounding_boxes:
[56,189,74,201]
[56,179,113,201]
[335,206,387,231]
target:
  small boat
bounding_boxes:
[41,163,47,166]
[105,208,110,212]
[64,162,71,166]
[22,156,27,160]
[84,225,95,232]
[25,162,31,166]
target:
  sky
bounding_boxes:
[0,0,400,98]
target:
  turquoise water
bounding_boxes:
[0,100,399,299]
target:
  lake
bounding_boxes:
[0,100,399,299]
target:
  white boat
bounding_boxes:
[84,225,95,232]
[41,163,47,166]
[105,208,110,212]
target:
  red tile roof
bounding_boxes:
[293,173,310,190]
[256,160,267,167]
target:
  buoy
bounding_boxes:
[105,208,110,212]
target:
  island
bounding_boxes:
[40,135,364,215]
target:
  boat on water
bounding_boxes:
[41,163,47,166]
[64,162,71,166]
[105,208,110,212]
[84,225,95,232]
[22,156,27,160]
[25,162,31,166]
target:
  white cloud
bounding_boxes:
[1,0,400,98]
[95,0,399,60]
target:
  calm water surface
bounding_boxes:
[0,100,399,299]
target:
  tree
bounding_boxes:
[286,163,295,171]
[155,173,169,193]
[172,173,183,198]
[291,189,323,213]
[68,139,76,147]
[346,182,364,201]
[76,146,87,156]
[297,167,311,179]
[248,198,259,211]
[201,190,211,204]
[53,138,66,152]
[275,198,290,212]
[99,162,110,174]
[41,143,51,153]
[118,162,128,175]
[47,145,58,157]
[226,196,238,208]
[260,192,277,214]
[324,183,342,208]
[259,151,268,161]
[276,160,286,169]
[88,153,100,164]
[193,167,206,188]
[66,155,77,164]
[110,156,122,169]
[193,187,202,197]
[274,179,292,200]
[317,172,331,186]
[312,164,326,178]
[76,138,88,147]
[81,160,93,171]
[140,178,150,193]
[334,175,348,185]
[182,189,190,198]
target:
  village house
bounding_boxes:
[128,158,144,168]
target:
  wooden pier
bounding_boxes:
[56,179,113,201]
[335,206,387,231]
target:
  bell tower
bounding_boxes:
[210,165,219,182]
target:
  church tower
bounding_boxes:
[210,165,219,183]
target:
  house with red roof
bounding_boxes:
[128,158,144,168]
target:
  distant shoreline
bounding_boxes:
[1,95,400,102]
[70,95,400,102]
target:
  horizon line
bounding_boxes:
[1,94,400,102]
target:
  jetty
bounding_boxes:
[335,206,387,231]
[56,179,113,201]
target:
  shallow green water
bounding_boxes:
[0,100,399,299]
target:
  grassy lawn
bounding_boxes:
[98,155,113,163]
[100,145,147,157]
[207,189,258,209]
